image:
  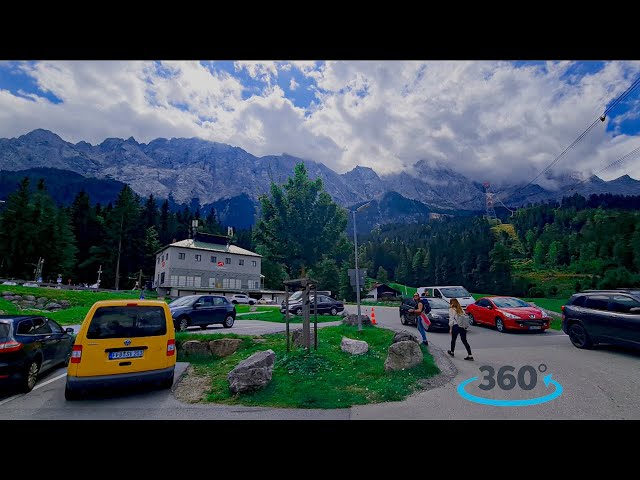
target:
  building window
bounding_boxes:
[248,280,259,289]
[211,256,217,263]
[223,278,241,289]
[239,259,244,266]
[252,260,257,267]
[209,278,217,287]
[160,272,165,284]
[166,253,169,260]
[225,257,231,265]
[157,257,160,265]
[179,252,185,260]
[195,254,202,262]
[171,275,177,285]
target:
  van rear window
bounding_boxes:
[87,306,167,339]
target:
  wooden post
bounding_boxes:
[302,281,311,350]
[313,284,318,351]
[285,285,290,352]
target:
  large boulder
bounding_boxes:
[291,329,315,347]
[227,349,276,394]
[208,338,243,357]
[36,297,47,305]
[392,331,419,344]
[1,291,14,296]
[181,340,212,357]
[341,337,369,355]
[44,302,62,310]
[20,301,36,308]
[384,340,423,372]
[60,300,71,307]
[24,295,36,302]
[3,296,15,301]
[12,295,22,301]
[341,314,371,326]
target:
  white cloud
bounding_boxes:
[2,60,640,186]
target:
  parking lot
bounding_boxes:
[1,306,639,419]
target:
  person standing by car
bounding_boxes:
[409,293,429,346]
[448,298,473,360]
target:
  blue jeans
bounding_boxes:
[416,315,428,343]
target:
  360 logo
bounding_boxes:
[457,364,563,407]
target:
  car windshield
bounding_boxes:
[169,296,196,307]
[440,287,470,297]
[0,323,9,337]
[492,297,531,308]
[286,291,303,302]
[427,298,450,309]
[87,306,167,339]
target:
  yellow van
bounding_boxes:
[65,299,176,400]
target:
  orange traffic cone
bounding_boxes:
[371,307,377,325]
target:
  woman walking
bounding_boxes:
[448,298,473,360]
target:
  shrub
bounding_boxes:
[528,286,545,298]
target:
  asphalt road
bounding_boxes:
[1,306,638,419]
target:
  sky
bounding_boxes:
[1,60,640,188]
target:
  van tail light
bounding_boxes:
[167,339,176,356]
[70,345,83,363]
[0,340,23,353]
[561,305,565,312]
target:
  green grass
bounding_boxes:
[235,304,340,323]
[177,324,439,409]
[0,285,157,325]
[387,282,416,296]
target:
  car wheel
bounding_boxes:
[295,307,303,316]
[330,307,338,316]
[468,313,476,326]
[159,374,174,389]
[223,315,235,328]
[568,323,593,349]
[199,325,208,330]
[249,301,255,305]
[400,315,407,325]
[495,317,506,333]
[21,359,40,393]
[177,316,190,332]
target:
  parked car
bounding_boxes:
[399,296,451,331]
[419,286,476,309]
[281,295,344,316]
[1,281,17,286]
[169,295,236,331]
[0,315,75,392]
[230,293,255,305]
[466,296,552,333]
[257,297,275,305]
[65,299,177,400]
[562,289,640,349]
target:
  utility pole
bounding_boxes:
[96,265,102,288]
[351,202,371,331]
[137,269,143,290]
[114,215,124,290]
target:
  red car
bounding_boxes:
[466,296,552,333]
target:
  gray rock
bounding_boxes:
[20,301,37,308]
[44,302,62,310]
[384,340,423,372]
[341,314,371,326]
[12,295,22,301]
[2,291,14,296]
[227,349,275,394]
[60,300,71,307]
[208,338,243,357]
[291,329,316,347]
[24,295,36,302]
[181,340,211,357]
[3,296,15,301]
[392,331,419,344]
[340,337,369,355]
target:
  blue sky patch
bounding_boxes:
[0,62,62,104]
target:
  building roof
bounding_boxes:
[159,239,261,257]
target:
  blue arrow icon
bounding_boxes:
[457,374,563,407]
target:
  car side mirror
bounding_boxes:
[65,328,75,334]
[194,302,203,308]
[487,305,493,309]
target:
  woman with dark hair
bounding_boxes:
[448,298,473,360]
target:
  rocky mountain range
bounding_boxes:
[1,129,640,228]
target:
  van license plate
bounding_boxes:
[109,350,143,360]
[529,326,541,330]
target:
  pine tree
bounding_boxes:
[376,265,389,283]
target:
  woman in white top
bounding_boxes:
[448,298,473,360]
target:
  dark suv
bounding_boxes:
[562,289,640,349]
[168,295,236,332]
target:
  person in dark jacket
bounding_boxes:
[409,293,429,346]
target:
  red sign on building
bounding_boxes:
[217,261,224,267]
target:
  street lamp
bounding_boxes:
[352,202,371,331]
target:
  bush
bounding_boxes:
[596,267,640,290]
[547,286,559,297]
[528,286,545,298]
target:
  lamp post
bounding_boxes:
[352,202,371,331]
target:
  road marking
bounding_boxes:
[0,372,67,406]
[33,372,67,390]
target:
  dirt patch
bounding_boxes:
[173,365,211,403]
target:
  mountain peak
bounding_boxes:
[19,129,64,144]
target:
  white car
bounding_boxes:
[2,281,17,286]
[230,294,255,305]
[257,297,275,304]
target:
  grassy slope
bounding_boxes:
[0,285,148,325]
[177,324,439,409]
